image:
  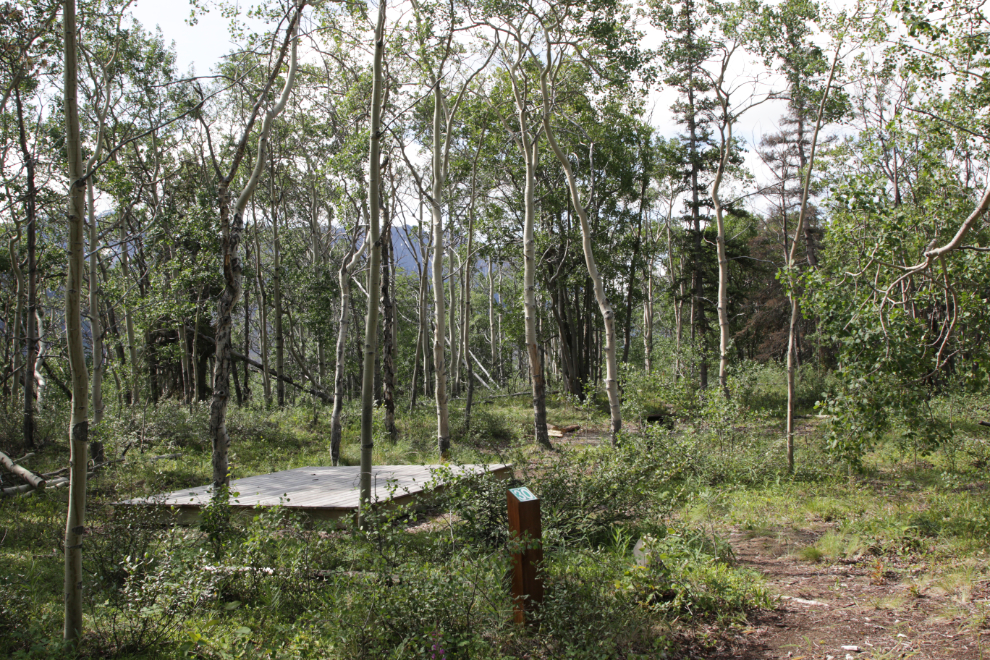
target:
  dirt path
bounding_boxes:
[697,527,988,659]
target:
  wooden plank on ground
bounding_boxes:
[122,464,511,521]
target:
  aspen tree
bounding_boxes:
[330,226,367,464]
[12,88,36,449]
[497,30,552,449]
[407,0,494,455]
[538,48,622,443]
[209,4,302,492]
[62,0,89,638]
[359,0,386,515]
[785,44,839,472]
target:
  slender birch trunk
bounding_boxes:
[430,83,451,457]
[488,257,496,375]
[180,320,193,404]
[539,64,621,443]
[242,264,250,401]
[504,51,551,450]
[210,8,300,492]
[83,57,116,439]
[623,164,648,363]
[710,118,732,398]
[7,219,23,418]
[191,285,204,407]
[497,267,504,385]
[253,204,272,406]
[410,250,428,411]
[462,131,483,430]
[62,0,89,637]
[330,234,366,464]
[271,178,286,407]
[12,89,35,448]
[666,215,684,379]
[449,246,459,396]
[311,188,327,386]
[359,0,386,514]
[409,211,429,411]
[644,264,654,373]
[88,180,104,426]
[786,47,838,473]
[381,188,397,442]
[120,219,139,405]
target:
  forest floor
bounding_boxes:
[669,462,990,660]
[2,388,989,659]
[706,524,989,659]
[542,416,990,660]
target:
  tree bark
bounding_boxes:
[87,179,104,427]
[7,214,24,420]
[242,266,251,402]
[786,45,838,473]
[504,47,551,450]
[12,88,36,449]
[539,62,621,444]
[253,203,272,406]
[359,0,385,517]
[644,264,654,373]
[209,8,300,493]
[380,184,397,442]
[120,218,139,405]
[271,174,286,407]
[710,114,732,398]
[409,210,429,412]
[462,130,484,430]
[330,232,366,464]
[62,0,89,638]
[429,79,452,457]
[488,257,496,379]
[623,155,648,362]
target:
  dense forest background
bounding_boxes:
[1,0,989,657]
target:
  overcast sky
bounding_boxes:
[129,1,236,76]
[128,1,798,213]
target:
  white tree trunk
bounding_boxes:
[62,0,90,638]
[786,46,839,473]
[710,118,732,397]
[539,65,621,443]
[209,7,300,491]
[430,88,451,456]
[503,47,551,449]
[359,0,386,514]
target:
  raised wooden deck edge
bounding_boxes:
[119,464,513,524]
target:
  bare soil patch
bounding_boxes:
[691,526,989,659]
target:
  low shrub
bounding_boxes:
[617,526,775,620]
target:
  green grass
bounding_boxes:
[1,372,989,658]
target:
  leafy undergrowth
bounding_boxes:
[1,382,988,658]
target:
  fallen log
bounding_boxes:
[979,421,990,428]
[0,449,45,490]
[1,476,70,498]
[1,483,32,497]
[483,390,559,401]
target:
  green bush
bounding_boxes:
[617,526,774,620]
[533,550,658,659]
[517,438,675,547]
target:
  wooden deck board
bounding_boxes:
[123,464,511,519]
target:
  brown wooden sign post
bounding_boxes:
[507,486,543,624]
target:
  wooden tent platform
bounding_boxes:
[123,464,511,522]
